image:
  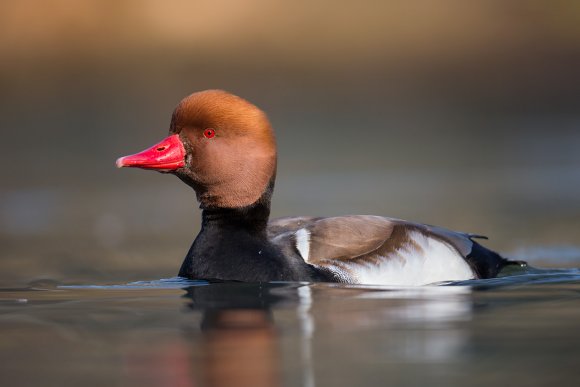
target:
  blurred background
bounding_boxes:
[1,0,579,286]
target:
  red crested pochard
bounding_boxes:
[117,90,521,285]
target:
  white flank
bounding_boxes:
[335,230,475,286]
[295,228,311,262]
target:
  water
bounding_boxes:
[1,266,580,387]
[2,2,580,385]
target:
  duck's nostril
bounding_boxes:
[156,146,166,151]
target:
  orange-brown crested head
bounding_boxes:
[117,90,277,209]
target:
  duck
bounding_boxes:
[116,89,521,285]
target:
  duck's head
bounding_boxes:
[117,90,277,209]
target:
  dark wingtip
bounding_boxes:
[468,233,489,240]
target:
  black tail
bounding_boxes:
[466,241,527,279]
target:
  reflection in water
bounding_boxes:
[355,286,472,325]
[352,286,473,362]
[123,340,192,387]
[199,309,279,387]
[181,283,324,387]
[308,285,473,364]
[3,276,580,386]
[185,283,285,387]
[122,283,474,386]
[297,285,315,387]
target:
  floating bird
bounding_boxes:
[117,90,520,285]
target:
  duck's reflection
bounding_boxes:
[184,282,290,387]
[122,282,475,387]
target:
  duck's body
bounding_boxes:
[117,90,519,285]
[179,201,507,286]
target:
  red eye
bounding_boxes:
[203,128,216,139]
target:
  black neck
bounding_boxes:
[177,181,331,282]
[200,176,275,232]
[178,180,287,281]
[200,198,271,235]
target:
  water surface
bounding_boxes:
[1,268,580,387]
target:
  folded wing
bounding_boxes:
[268,215,505,285]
